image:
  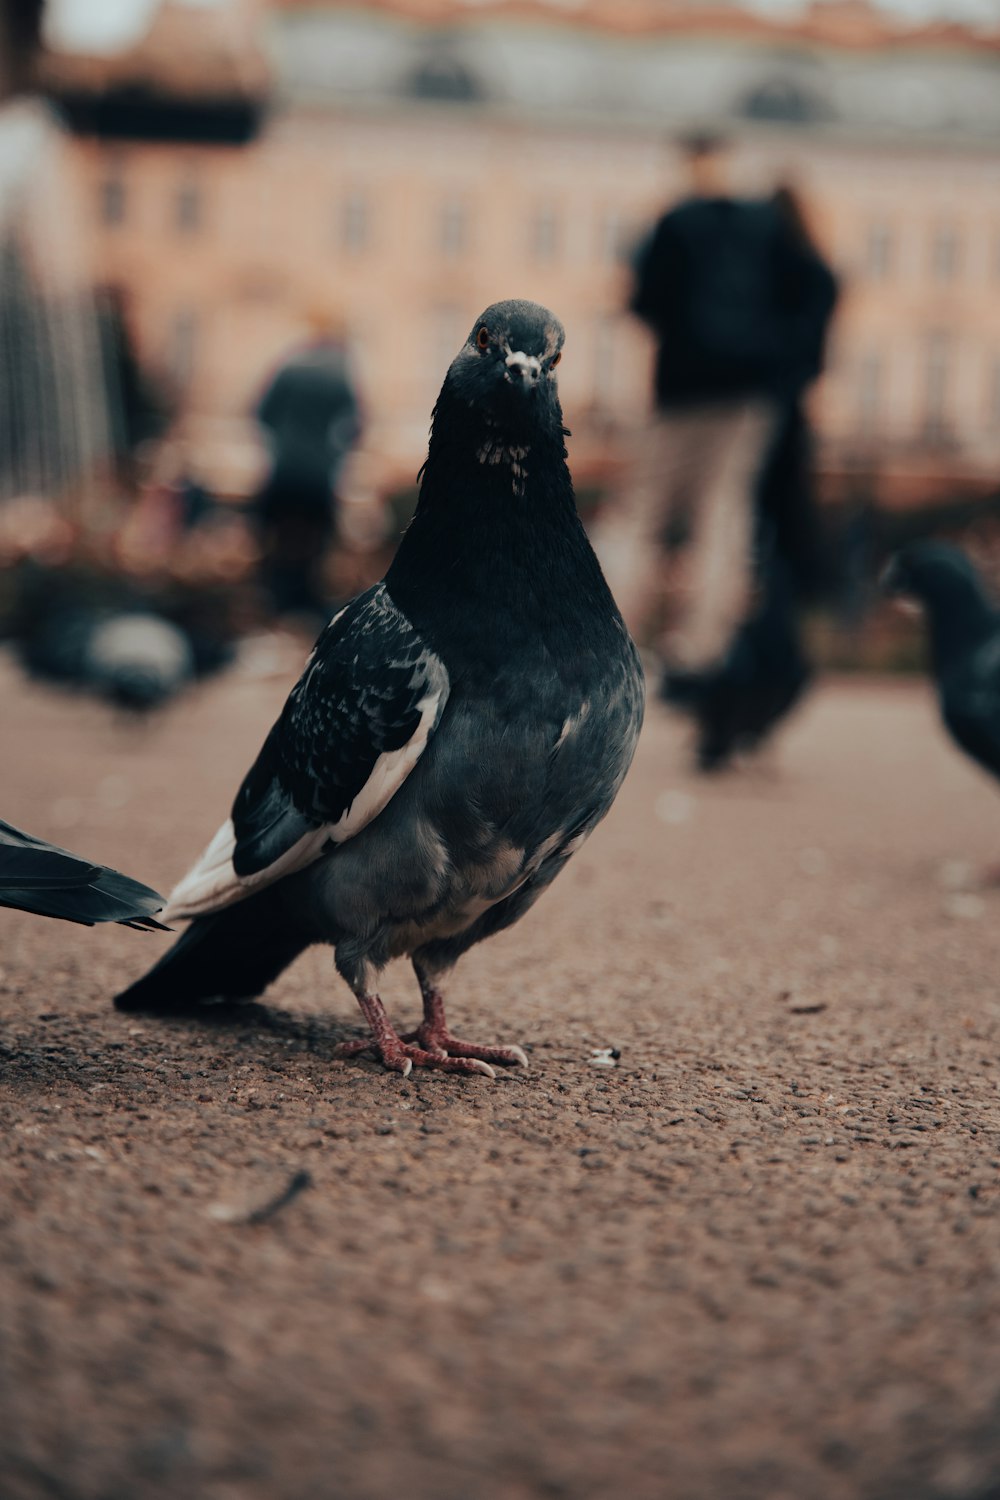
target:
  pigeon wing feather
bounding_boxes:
[166,585,449,919]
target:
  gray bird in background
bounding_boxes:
[84,613,195,713]
[882,541,1000,787]
[116,300,645,1078]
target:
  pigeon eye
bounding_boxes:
[550,351,562,367]
[476,326,490,351]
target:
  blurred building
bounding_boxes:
[45,0,1000,508]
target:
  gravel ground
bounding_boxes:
[2,652,1000,1500]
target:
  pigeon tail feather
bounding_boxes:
[115,887,309,1012]
[0,822,166,928]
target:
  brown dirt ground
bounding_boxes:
[2,652,1000,1500]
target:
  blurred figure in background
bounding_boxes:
[95,284,172,491]
[753,183,838,605]
[674,181,837,770]
[601,135,837,697]
[252,306,362,622]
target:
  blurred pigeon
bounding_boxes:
[882,541,1000,782]
[8,567,230,715]
[662,561,811,771]
[116,299,645,1076]
[0,819,166,929]
[83,612,195,712]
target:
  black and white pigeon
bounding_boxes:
[0,820,166,929]
[882,540,1000,783]
[115,300,645,1077]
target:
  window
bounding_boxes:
[530,203,559,263]
[175,173,201,233]
[439,196,468,258]
[931,223,960,283]
[865,222,892,281]
[341,189,370,253]
[742,76,827,124]
[406,50,483,103]
[98,159,126,226]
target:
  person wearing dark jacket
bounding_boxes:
[753,184,839,603]
[600,138,837,675]
[253,309,362,618]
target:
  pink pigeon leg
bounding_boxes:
[400,964,529,1070]
[335,991,497,1078]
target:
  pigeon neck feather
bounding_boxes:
[386,390,618,665]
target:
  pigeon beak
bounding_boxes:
[504,351,541,392]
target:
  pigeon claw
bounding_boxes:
[337,993,521,1078]
[384,1038,496,1079]
[401,1023,528,1071]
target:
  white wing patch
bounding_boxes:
[326,683,445,842]
[164,818,331,921]
[164,680,447,921]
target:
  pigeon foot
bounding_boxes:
[407,977,529,1069]
[335,993,500,1078]
[400,1021,528,1070]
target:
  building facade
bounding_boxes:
[53,0,1000,505]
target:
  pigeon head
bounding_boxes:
[439,299,565,440]
[881,542,986,612]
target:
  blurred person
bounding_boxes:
[95,284,172,489]
[753,183,838,604]
[667,550,812,772]
[252,305,362,621]
[601,136,836,689]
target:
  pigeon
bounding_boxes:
[8,566,231,715]
[881,541,1000,783]
[115,300,645,1077]
[82,612,196,712]
[662,560,811,771]
[0,819,166,929]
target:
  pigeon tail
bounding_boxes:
[114,887,310,1012]
[0,821,166,928]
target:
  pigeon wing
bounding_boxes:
[166,585,450,919]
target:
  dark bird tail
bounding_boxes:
[0,820,166,929]
[115,888,311,1012]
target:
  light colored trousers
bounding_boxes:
[597,399,777,669]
